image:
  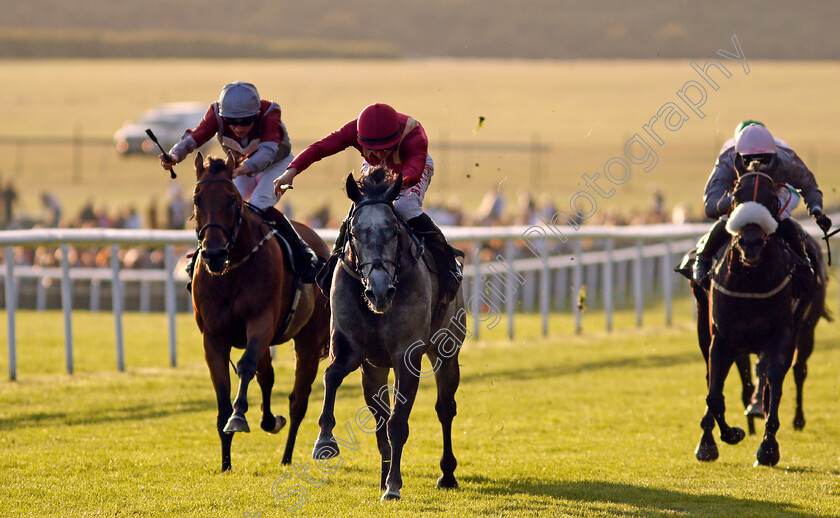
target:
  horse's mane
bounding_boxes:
[206,156,229,176]
[356,166,397,198]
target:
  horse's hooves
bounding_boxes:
[223,415,250,434]
[744,404,764,418]
[793,415,806,431]
[436,474,458,489]
[267,415,287,434]
[756,440,780,467]
[312,438,339,460]
[695,441,719,462]
[381,489,401,501]
[721,427,745,445]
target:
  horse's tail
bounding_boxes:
[319,337,330,360]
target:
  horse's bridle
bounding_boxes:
[734,172,776,203]
[345,198,421,288]
[194,177,243,268]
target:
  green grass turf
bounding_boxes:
[1,292,839,517]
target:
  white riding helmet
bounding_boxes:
[735,124,776,156]
[218,82,260,118]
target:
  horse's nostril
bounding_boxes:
[386,287,396,299]
[364,289,375,300]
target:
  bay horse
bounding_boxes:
[694,171,827,466]
[191,152,330,471]
[312,167,464,501]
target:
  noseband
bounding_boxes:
[194,177,243,267]
[734,172,777,203]
[346,198,420,288]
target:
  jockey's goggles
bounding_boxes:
[224,116,257,127]
[740,153,774,166]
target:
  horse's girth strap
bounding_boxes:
[711,275,791,299]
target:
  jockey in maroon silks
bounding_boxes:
[692,122,832,288]
[159,81,320,286]
[274,102,463,302]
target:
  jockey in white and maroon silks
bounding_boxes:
[692,122,832,285]
[159,81,320,284]
[274,103,463,302]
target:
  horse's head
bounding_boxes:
[345,166,404,313]
[726,201,779,266]
[732,170,779,216]
[192,152,243,274]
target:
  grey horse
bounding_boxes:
[312,167,465,501]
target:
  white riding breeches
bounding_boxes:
[361,154,434,220]
[234,152,295,210]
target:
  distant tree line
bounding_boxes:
[0,29,400,59]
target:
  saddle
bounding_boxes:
[248,204,324,282]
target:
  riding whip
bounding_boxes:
[145,128,177,179]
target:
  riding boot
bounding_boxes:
[406,213,464,304]
[264,206,323,283]
[314,208,352,297]
[778,218,813,297]
[185,249,199,293]
[692,218,729,284]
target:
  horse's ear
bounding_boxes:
[225,151,235,174]
[194,152,204,178]
[385,172,403,203]
[346,173,362,203]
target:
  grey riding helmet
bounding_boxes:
[218,82,260,118]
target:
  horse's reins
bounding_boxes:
[344,198,423,286]
[736,172,839,266]
[194,178,243,271]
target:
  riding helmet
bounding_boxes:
[357,103,402,150]
[218,82,261,118]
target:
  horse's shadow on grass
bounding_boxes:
[462,474,823,517]
[460,351,699,385]
[0,398,214,431]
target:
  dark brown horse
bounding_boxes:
[191,152,330,471]
[312,168,464,501]
[694,171,828,466]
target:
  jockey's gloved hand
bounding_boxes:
[813,211,832,233]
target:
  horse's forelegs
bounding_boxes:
[792,327,814,431]
[696,406,718,462]
[314,332,361,460]
[381,353,422,502]
[702,338,745,454]
[756,362,787,466]
[256,348,286,435]
[734,353,756,435]
[225,338,265,434]
[205,348,234,472]
[281,341,322,465]
[361,362,392,491]
[431,351,460,490]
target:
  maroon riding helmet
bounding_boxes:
[356,103,402,150]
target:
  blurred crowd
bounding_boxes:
[1,181,708,274]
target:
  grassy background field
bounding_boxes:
[2,59,839,225]
[1,294,840,517]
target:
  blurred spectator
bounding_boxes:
[307,198,331,228]
[474,189,506,225]
[77,200,96,225]
[167,183,187,229]
[146,197,159,230]
[40,191,62,227]
[1,178,17,229]
[122,205,142,229]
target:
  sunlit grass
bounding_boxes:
[1,292,839,517]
